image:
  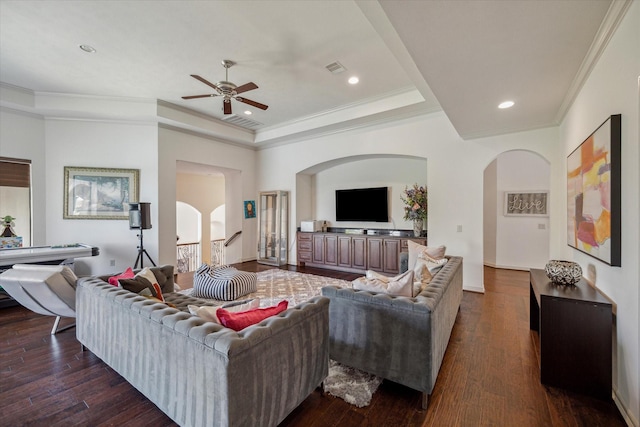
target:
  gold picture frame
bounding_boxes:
[63,166,139,220]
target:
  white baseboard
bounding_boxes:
[614,388,638,427]
[483,262,530,271]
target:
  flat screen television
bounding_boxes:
[335,187,388,222]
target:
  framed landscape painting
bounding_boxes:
[567,114,621,266]
[64,166,139,220]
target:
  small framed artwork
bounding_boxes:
[567,114,621,266]
[244,200,256,218]
[503,191,549,217]
[64,166,139,219]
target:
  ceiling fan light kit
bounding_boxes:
[182,59,268,115]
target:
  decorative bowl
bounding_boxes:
[544,260,582,285]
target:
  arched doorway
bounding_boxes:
[176,201,201,272]
[483,150,551,270]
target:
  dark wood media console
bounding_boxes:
[529,268,612,400]
[297,231,426,274]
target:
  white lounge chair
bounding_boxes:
[0,264,77,334]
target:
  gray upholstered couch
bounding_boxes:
[76,265,329,427]
[321,255,463,408]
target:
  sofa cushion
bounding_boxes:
[192,265,257,301]
[217,300,288,331]
[353,270,414,297]
[407,241,447,270]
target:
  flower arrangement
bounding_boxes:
[401,184,428,221]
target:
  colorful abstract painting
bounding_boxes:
[567,115,621,266]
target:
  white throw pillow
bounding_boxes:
[188,298,260,324]
[418,254,448,274]
[353,270,414,297]
[365,270,390,283]
[407,240,447,270]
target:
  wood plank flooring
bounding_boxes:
[1,264,626,426]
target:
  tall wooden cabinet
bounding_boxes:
[297,231,425,274]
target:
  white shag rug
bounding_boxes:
[179,268,351,307]
[324,360,383,407]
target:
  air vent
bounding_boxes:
[325,61,346,74]
[221,114,263,129]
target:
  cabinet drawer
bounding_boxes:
[297,232,312,241]
[298,251,312,262]
[298,241,312,251]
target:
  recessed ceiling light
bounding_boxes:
[348,76,359,85]
[498,100,514,109]
[244,110,252,115]
[79,44,96,53]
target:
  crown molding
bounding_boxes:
[555,0,633,123]
[255,101,440,150]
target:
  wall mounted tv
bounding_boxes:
[335,187,388,222]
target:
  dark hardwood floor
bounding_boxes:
[1,264,626,426]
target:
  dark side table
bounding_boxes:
[529,268,612,400]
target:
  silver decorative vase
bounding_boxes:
[544,260,582,285]
[413,219,423,237]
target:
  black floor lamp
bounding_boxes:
[129,202,156,269]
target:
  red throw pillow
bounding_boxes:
[217,300,288,331]
[108,267,134,286]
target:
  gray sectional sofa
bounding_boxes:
[76,265,329,427]
[321,255,463,408]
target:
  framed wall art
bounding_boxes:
[64,166,139,220]
[244,200,256,218]
[567,114,621,266]
[504,191,549,217]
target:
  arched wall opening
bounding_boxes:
[483,149,551,270]
[293,154,428,262]
[296,154,428,231]
[176,163,226,269]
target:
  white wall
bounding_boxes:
[558,2,639,423]
[43,118,159,276]
[257,112,559,292]
[483,159,497,266]
[176,201,201,244]
[494,151,550,270]
[0,108,46,245]
[312,156,427,230]
[158,127,257,266]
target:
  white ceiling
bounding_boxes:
[0,0,625,144]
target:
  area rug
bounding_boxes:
[178,269,352,307]
[324,360,383,408]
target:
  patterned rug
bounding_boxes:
[179,268,352,307]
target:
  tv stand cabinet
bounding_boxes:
[529,269,612,400]
[297,231,425,274]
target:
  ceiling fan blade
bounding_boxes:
[191,74,220,91]
[223,100,232,115]
[236,97,269,110]
[234,82,258,94]
[182,94,218,99]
